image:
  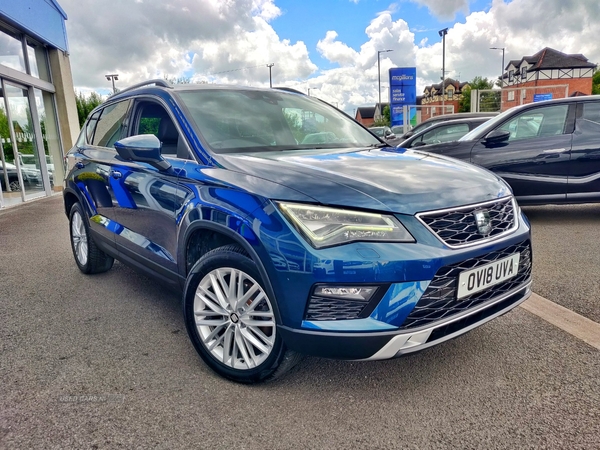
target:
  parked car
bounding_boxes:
[63,80,532,383]
[397,117,491,149]
[369,125,396,140]
[19,152,55,174]
[0,161,47,191]
[413,96,600,205]
[400,112,498,139]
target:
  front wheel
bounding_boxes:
[183,244,302,383]
[69,202,114,274]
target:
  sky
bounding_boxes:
[59,0,600,115]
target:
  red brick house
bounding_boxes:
[420,78,469,120]
[500,47,597,111]
[355,106,376,126]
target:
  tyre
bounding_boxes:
[183,244,302,383]
[9,180,20,192]
[69,202,114,274]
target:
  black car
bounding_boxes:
[397,117,491,149]
[409,96,600,205]
[400,112,498,139]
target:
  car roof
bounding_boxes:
[420,111,498,124]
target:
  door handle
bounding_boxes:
[111,170,122,179]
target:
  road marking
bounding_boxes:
[520,293,600,351]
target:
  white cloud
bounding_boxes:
[410,0,470,21]
[61,0,600,114]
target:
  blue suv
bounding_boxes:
[64,80,532,383]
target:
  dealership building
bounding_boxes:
[0,0,78,209]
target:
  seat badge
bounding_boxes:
[473,209,492,235]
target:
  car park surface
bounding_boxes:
[63,81,533,383]
[1,196,598,449]
[413,96,600,205]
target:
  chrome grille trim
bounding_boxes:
[416,196,519,249]
[398,240,532,330]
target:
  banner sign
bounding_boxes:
[533,93,553,102]
[389,68,417,127]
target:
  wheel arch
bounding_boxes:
[180,220,282,323]
[63,189,80,217]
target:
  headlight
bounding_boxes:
[276,202,415,249]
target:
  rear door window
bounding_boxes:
[92,100,132,147]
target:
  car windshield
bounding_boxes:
[177,89,380,153]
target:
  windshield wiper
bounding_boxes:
[368,142,389,148]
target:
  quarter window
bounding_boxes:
[85,110,101,144]
[93,100,131,147]
[576,102,600,133]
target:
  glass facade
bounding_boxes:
[0,23,62,208]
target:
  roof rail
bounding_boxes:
[115,79,172,95]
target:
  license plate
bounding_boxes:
[457,253,521,299]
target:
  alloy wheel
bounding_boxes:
[71,210,88,266]
[193,268,276,370]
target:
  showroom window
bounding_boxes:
[0,26,26,73]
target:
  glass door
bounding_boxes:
[0,80,48,206]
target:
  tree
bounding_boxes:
[372,106,391,127]
[164,76,191,85]
[592,69,600,95]
[75,91,103,127]
[459,76,496,112]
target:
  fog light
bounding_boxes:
[313,286,378,302]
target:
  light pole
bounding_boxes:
[377,49,393,120]
[490,47,505,87]
[438,28,448,114]
[105,74,119,94]
[266,63,274,88]
[307,88,311,96]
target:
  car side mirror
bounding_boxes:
[484,129,510,144]
[386,133,396,139]
[402,131,414,139]
[114,134,172,172]
[412,141,427,147]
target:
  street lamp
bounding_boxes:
[490,47,505,87]
[377,49,393,119]
[438,28,448,114]
[105,74,119,94]
[266,63,274,88]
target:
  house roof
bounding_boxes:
[506,47,596,71]
[356,106,376,119]
[423,78,469,94]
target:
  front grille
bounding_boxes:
[305,297,366,321]
[398,240,531,330]
[417,197,516,248]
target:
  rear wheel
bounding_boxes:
[183,244,302,383]
[69,202,114,274]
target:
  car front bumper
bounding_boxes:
[278,280,531,360]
